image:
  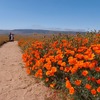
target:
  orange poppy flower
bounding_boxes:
[77,46,87,53]
[87,76,91,81]
[32,65,35,70]
[96,79,100,84]
[35,61,41,67]
[68,56,77,65]
[74,80,82,86]
[89,62,96,70]
[82,38,88,45]
[44,63,51,71]
[60,67,64,70]
[49,55,54,60]
[51,41,58,47]
[45,78,49,82]
[95,67,100,72]
[91,77,96,82]
[64,67,70,72]
[35,69,42,78]
[71,65,78,74]
[75,54,84,59]
[50,83,56,88]
[46,71,51,76]
[76,60,84,69]
[66,80,72,89]
[55,54,63,60]
[82,70,88,76]
[88,53,95,60]
[46,67,57,76]
[65,49,75,56]
[51,67,57,73]
[69,87,75,95]
[91,89,96,95]
[61,62,66,67]
[62,39,67,43]
[95,50,100,54]
[97,87,100,93]
[85,84,92,90]
[63,42,67,47]
[57,49,62,54]
[83,62,90,68]
[57,60,62,66]
[84,50,95,60]
[84,49,92,55]
[46,58,50,62]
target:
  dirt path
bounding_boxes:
[0,41,57,100]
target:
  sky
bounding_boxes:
[0,0,100,31]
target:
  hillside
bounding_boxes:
[0,29,86,34]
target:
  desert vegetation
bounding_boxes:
[0,34,9,46]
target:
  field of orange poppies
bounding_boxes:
[18,33,100,100]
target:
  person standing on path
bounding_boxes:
[9,32,14,41]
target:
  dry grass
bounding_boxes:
[0,34,9,46]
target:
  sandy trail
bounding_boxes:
[0,41,56,100]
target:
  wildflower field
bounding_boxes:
[18,33,100,100]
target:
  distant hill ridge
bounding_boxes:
[0,29,86,34]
